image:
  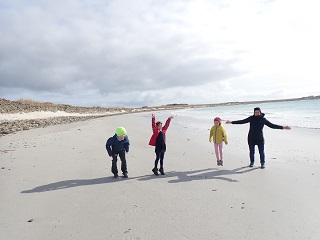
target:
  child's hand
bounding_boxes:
[169,116,174,120]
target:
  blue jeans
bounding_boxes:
[249,143,265,164]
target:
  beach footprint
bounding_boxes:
[119,205,138,218]
[123,229,141,240]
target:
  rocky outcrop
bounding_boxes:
[0,115,111,135]
[0,99,130,136]
[0,98,129,114]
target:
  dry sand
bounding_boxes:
[0,111,121,121]
[1,111,320,240]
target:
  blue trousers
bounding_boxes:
[249,143,265,164]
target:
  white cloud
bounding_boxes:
[0,0,319,107]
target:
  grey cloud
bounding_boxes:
[0,0,244,106]
[1,22,241,91]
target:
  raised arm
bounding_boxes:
[151,114,157,132]
[163,116,174,131]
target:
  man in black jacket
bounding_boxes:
[226,107,291,169]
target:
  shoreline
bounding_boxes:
[1,95,319,135]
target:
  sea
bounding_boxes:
[171,99,320,130]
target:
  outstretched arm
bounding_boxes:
[228,117,251,125]
[265,120,291,130]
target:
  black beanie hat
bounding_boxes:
[254,107,261,113]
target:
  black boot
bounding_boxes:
[152,167,159,176]
[159,167,165,175]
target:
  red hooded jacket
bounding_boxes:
[148,116,172,146]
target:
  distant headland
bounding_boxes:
[163,95,320,109]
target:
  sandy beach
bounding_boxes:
[0,111,118,121]
[1,111,320,240]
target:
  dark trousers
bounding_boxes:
[111,151,127,174]
[154,151,165,169]
[249,143,265,164]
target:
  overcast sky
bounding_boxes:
[1,0,319,107]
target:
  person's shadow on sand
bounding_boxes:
[21,166,257,193]
[137,166,257,183]
[21,176,130,193]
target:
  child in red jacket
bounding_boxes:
[149,114,174,175]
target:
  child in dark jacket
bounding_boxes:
[149,114,173,175]
[106,127,130,178]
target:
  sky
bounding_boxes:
[1,0,319,107]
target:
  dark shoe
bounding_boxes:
[217,160,220,166]
[249,163,254,167]
[220,160,223,166]
[123,172,128,178]
[152,168,159,176]
[159,168,165,175]
[113,173,118,178]
[261,164,266,169]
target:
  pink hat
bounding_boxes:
[214,117,221,123]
